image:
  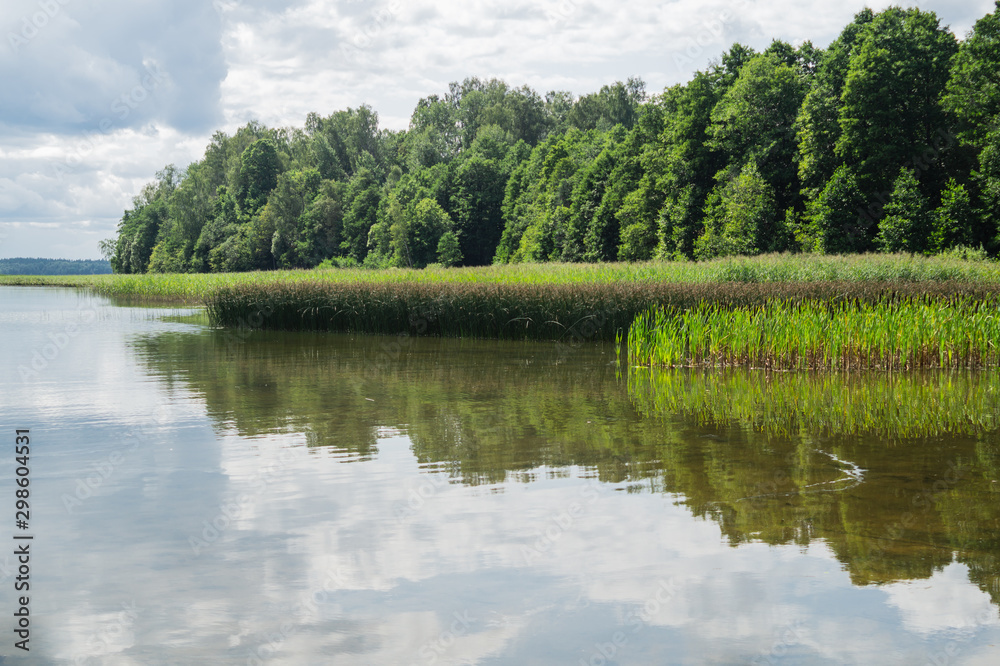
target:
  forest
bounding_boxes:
[108,4,1000,274]
[0,258,112,275]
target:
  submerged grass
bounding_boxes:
[628,296,1000,370]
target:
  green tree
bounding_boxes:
[795,9,875,198]
[982,127,1000,243]
[875,168,932,253]
[695,161,780,259]
[650,71,726,259]
[800,165,871,253]
[616,187,659,261]
[236,139,282,214]
[943,3,1000,245]
[706,53,806,210]
[436,230,463,266]
[297,181,346,266]
[191,186,239,272]
[932,179,977,252]
[341,168,382,262]
[392,198,452,268]
[112,167,178,273]
[265,168,323,268]
[450,129,514,265]
[943,1,1000,149]
[835,8,958,192]
[566,78,646,131]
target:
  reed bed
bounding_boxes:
[4,253,1000,304]
[206,279,1000,342]
[628,368,1000,439]
[628,296,1000,370]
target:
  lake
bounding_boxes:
[1,286,999,664]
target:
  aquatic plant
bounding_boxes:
[628,297,1000,370]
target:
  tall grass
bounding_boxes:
[206,279,1000,341]
[4,253,1000,304]
[6,253,1000,345]
[628,297,1000,370]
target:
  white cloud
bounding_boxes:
[0,0,995,258]
[884,563,1000,636]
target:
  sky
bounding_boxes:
[0,0,995,261]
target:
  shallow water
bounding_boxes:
[1,286,999,664]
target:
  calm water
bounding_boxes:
[1,286,1000,665]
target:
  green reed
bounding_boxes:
[4,252,1000,304]
[6,253,1000,343]
[629,296,1000,370]
[204,280,1000,342]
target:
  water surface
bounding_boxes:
[1,286,999,664]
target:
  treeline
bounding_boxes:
[110,4,1000,274]
[0,258,112,275]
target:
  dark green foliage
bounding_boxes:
[706,53,806,210]
[835,7,958,194]
[981,127,1000,247]
[943,1,1000,149]
[876,169,932,253]
[236,139,282,213]
[566,78,646,131]
[800,165,872,254]
[391,198,452,268]
[110,4,1000,273]
[696,161,782,259]
[933,179,977,252]
[341,168,382,262]
[296,181,347,267]
[112,167,178,274]
[266,168,323,268]
[616,177,661,261]
[437,230,463,267]
[449,127,524,266]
